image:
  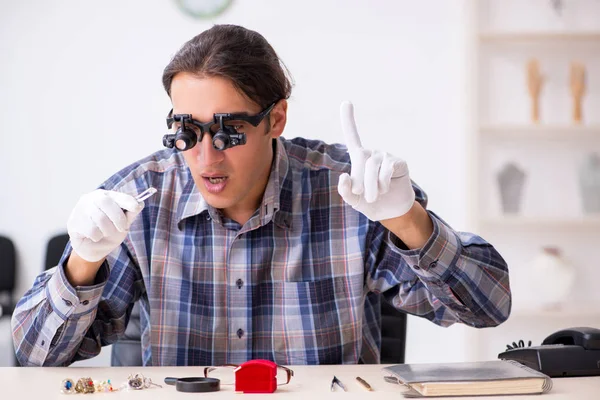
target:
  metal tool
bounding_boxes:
[135,187,157,202]
[330,376,347,392]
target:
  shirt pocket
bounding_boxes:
[254,275,364,365]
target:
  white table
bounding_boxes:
[0,364,598,399]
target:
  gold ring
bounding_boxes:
[75,377,95,394]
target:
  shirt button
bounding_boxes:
[236,279,244,289]
[429,261,438,268]
[237,329,244,338]
[63,299,73,307]
[206,215,211,220]
[41,340,45,346]
[81,300,89,306]
[413,265,420,270]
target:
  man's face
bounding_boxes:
[169,73,286,222]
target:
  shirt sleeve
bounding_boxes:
[365,184,512,328]
[11,242,142,366]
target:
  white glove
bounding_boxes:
[67,189,144,262]
[337,101,416,221]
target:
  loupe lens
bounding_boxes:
[176,139,189,150]
[213,136,227,150]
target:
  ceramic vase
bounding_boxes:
[579,153,600,214]
[497,162,526,214]
[528,247,575,310]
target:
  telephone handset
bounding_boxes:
[498,326,600,377]
[542,327,600,350]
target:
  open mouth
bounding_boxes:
[202,175,229,194]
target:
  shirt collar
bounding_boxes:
[176,138,293,230]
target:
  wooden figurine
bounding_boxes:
[570,61,586,124]
[526,58,544,123]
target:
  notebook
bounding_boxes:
[383,360,553,397]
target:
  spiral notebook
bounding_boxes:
[383,360,553,397]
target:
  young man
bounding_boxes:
[12,24,511,367]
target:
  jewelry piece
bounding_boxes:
[60,378,75,394]
[74,377,95,394]
[94,379,117,392]
[127,373,162,390]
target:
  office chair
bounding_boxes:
[0,235,18,367]
[112,299,406,366]
[110,302,143,366]
[44,233,69,271]
[110,295,408,366]
[43,233,406,366]
[0,236,17,318]
[380,299,407,364]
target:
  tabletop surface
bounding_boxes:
[1,364,599,399]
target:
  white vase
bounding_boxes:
[528,247,575,310]
[579,153,600,214]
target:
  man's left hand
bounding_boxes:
[337,101,416,222]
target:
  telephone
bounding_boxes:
[498,327,600,377]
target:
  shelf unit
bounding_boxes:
[480,31,600,43]
[510,308,600,319]
[479,124,600,140]
[480,215,600,229]
[465,0,600,362]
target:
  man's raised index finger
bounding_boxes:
[340,101,363,151]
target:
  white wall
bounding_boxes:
[0,0,471,366]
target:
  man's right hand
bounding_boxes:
[67,189,144,263]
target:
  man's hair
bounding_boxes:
[162,24,293,109]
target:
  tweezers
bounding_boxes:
[135,187,157,202]
[330,376,347,392]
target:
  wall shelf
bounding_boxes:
[510,308,600,319]
[479,125,600,140]
[480,31,600,43]
[480,215,600,229]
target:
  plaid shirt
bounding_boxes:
[12,137,511,367]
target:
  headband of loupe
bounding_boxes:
[163,102,276,151]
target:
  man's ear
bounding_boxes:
[268,99,287,138]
